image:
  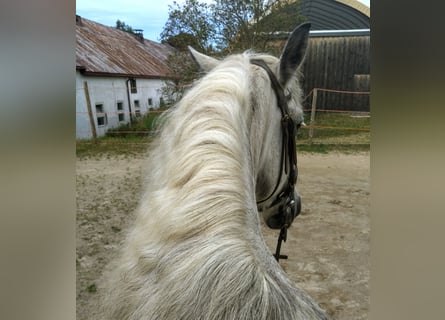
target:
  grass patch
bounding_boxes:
[106,110,166,138]
[87,283,97,293]
[76,111,167,158]
[76,136,151,159]
[77,111,370,156]
[295,112,370,152]
[298,112,370,141]
[297,143,370,153]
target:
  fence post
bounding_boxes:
[309,88,318,141]
[83,81,97,140]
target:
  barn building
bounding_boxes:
[268,0,370,111]
[76,15,175,139]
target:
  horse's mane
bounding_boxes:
[135,53,254,240]
[99,52,327,320]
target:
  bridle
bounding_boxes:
[250,59,300,261]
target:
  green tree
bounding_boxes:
[159,0,215,105]
[115,19,135,34]
[214,0,306,53]
[160,0,215,53]
[159,0,306,104]
[159,50,199,107]
[212,0,265,52]
[257,1,307,35]
[161,0,306,54]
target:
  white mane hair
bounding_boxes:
[98,24,328,320]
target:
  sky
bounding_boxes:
[76,0,371,42]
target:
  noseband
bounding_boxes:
[250,59,300,261]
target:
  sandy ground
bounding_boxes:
[76,151,370,319]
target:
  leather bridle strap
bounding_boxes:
[250,59,298,205]
[250,59,300,262]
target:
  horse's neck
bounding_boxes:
[136,71,262,244]
[122,63,311,317]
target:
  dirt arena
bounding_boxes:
[76,151,369,319]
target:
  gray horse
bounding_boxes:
[98,23,329,320]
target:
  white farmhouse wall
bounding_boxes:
[76,71,167,139]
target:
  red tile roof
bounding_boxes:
[76,15,175,79]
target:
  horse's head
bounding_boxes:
[252,23,310,229]
[188,23,310,230]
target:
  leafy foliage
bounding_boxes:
[115,19,136,34]
[257,1,307,33]
[159,50,200,106]
[159,0,215,104]
[212,0,305,53]
[159,0,307,104]
[160,0,215,53]
[160,0,306,53]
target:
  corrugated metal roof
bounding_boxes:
[76,15,175,79]
[300,0,370,30]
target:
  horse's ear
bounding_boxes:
[188,46,219,73]
[279,22,311,85]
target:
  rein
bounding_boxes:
[250,59,299,262]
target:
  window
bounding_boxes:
[95,103,107,126]
[134,100,141,118]
[148,98,153,106]
[117,101,125,122]
[130,78,137,93]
